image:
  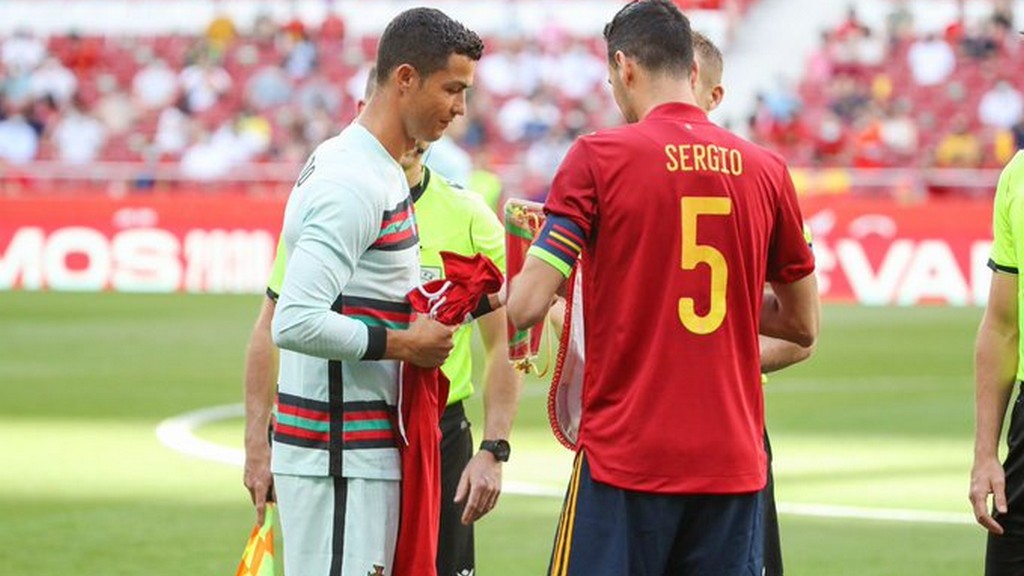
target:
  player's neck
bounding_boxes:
[358,95,414,162]
[634,82,700,121]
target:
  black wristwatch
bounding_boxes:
[479,439,511,462]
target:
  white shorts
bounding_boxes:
[274,474,400,576]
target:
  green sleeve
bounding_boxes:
[990,161,1018,274]
[468,194,507,273]
[266,235,287,299]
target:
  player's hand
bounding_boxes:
[403,315,455,368]
[244,437,275,525]
[454,450,503,525]
[969,456,1007,534]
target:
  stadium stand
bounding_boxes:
[0,0,1019,200]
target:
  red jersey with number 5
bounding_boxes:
[532,102,814,494]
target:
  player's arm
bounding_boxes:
[455,309,523,524]
[971,270,1018,535]
[760,334,813,374]
[508,255,567,330]
[509,139,595,330]
[243,295,277,525]
[272,180,453,366]
[761,275,819,348]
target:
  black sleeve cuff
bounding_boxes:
[469,294,495,320]
[988,259,1019,274]
[266,287,279,302]
[362,325,387,360]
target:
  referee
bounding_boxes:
[971,150,1024,575]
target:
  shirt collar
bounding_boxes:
[643,102,709,124]
[410,165,431,204]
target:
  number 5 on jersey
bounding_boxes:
[679,196,732,334]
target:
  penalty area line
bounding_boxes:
[156,404,975,526]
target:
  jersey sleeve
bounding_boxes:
[989,160,1018,274]
[266,234,287,301]
[527,139,597,277]
[766,167,816,284]
[468,194,507,273]
[272,178,382,361]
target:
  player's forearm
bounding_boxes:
[244,300,278,448]
[482,362,522,440]
[477,311,522,439]
[762,275,819,348]
[973,321,1018,459]
[507,257,565,330]
[760,334,813,373]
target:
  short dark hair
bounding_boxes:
[375,7,484,85]
[692,31,723,84]
[603,0,694,77]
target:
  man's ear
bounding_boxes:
[393,63,417,92]
[613,50,632,85]
[709,85,725,112]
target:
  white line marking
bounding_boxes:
[776,503,974,525]
[156,404,976,526]
[155,403,244,467]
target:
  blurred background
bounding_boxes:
[0,0,1020,574]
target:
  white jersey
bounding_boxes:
[271,122,419,480]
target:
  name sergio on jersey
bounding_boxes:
[664,144,743,176]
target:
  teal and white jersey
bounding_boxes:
[271,122,420,480]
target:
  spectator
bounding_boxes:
[978,80,1024,130]
[425,134,473,187]
[1013,118,1024,151]
[154,98,191,155]
[133,57,178,111]
[879,100,919,160]
[295,72,341,116]
[476,38,519,97]
[282,31,318,79]
[320,1,347,44]
[497,90,561,142]
[246,65,292,110]
[94,74,136,135]
[180,127,235,180]
[30,57,77,107]
[547,39,605,101]
[0,106,39,164]
[206,7,238,53]
[2,29,45,75]
[961,20,999,60]
[62,32,100,76]
[51,98,106,165]
[907,33,956,86]
[934,116,983,168]
[178,53,231,113]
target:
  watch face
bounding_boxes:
[483,440,510,462]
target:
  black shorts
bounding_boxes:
[764,430,783,576]
[438,401,475,576]
[986,383,1024,576]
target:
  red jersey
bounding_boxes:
[530,103,814,494]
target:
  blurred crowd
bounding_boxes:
[749,1,1024,171]
[1,0,1021,199]
[0,6,626,199]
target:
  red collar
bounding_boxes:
[643,102,709,124]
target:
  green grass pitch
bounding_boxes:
[0,292,996,574]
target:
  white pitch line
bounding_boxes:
[155,403,244,467]
[156,404,976,526]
